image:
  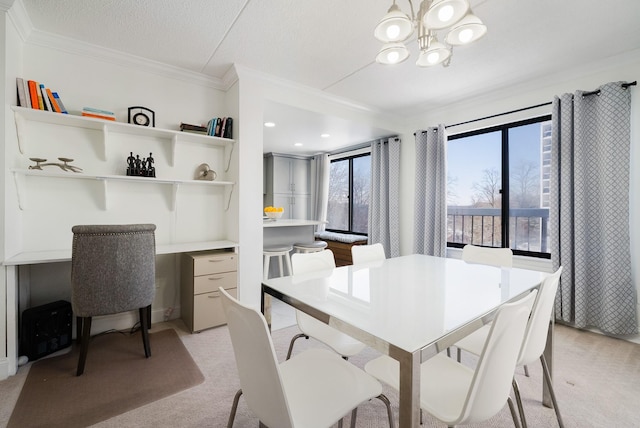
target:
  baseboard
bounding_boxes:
[0,357,8,381]
[70,306,182,339]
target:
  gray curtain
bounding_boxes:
[414,125,447,257]
[369,138,401,257]
[550,81,637,335]
[311,154,330,233]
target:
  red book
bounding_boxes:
[27,80,39,109]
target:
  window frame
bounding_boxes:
[447,115,552,259]
[325,152,370,236]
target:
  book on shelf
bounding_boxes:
[82,107,115,121]
[16,78,27,108]
[19,78,67,113]
[27,80,39,109]
[180,122,208,133]
[52,92,68,114]
[224,117,233,139]
[46,88,61,113]
[39,84,52,111]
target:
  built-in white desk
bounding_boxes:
[2,240,238,377]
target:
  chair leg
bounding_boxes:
[227,389,243,428]
[77,316,92,376]
[540,355,565,428]
[139,306,152,358]
[457,347,462,362]
[524,364,530,377]
[376,394,395,428]
[512,377,528,428]
[286,333,309,360]
[348,408,357,428]
[507,396,523,428]
[76,316,83,345]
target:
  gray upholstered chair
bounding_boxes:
[71,224,156,376]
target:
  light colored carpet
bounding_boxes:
[1,319,639,427]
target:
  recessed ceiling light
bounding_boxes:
[321,133,330,138]
[264,122,276,128]
[294,143,303,147]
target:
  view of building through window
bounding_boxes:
[447,117,552,256]
[326,153,371,234]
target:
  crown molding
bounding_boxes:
[25,29,229,90]
[232,63,393,118]
[5,0,31,41]
[0,0,16,12]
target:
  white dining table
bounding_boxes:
[261,254,550,427]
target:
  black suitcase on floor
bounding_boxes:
[21,300,72,361]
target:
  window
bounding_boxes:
[326,153,371,235]
[446,116,552,258]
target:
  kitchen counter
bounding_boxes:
[263,219,325,228]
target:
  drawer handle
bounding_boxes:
[208,276,225,281]
[208,295,218,299]
[208,259,225,262]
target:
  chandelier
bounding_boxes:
[374,0,487,67]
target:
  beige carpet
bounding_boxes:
[7,328,204,428]
[2,320,640,427]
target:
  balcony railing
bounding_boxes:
[447,206,550,254]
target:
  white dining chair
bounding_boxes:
[461,244,513,268]
[454,244,515,360]
[219,287,394,428]
[286,249,367,360]
[351,242,386,265]
[364,289,537,428]
[454,267,565,428]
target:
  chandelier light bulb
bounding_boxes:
[376,42,410,65]
[386,24,401,40]
[458,28,473,43]
[374,4,413,42]
[438,5,454,22]
[424,0,470,30]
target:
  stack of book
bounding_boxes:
[180,123,208,134]
[82,107,116,121]
[16,77,68,113]
[206,117,233,139]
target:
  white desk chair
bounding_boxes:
[219,287,394,428]
[351,242,386,265]
[365,290,537,428]
[286,249,366,360]
[455,267,565,428]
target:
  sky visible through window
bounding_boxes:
[448,123,542,206]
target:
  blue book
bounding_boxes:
[52,92,68,114]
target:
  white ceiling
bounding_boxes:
[18,0,640,155]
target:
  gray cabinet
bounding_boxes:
[264,154,311,219]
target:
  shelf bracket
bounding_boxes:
[225,183,234,211]
[101,124,108,160]
[12,171,25,210]
[224,141,235,172]
[171,183,179,211]
[170,134,177,167]
[98,178,108,210]
[15,115,26,154]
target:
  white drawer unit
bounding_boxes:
[181,250,238,332]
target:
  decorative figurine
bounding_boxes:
[126,152,156,177]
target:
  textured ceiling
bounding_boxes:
[19,0,640,155]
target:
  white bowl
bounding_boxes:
[265,211,283,219]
